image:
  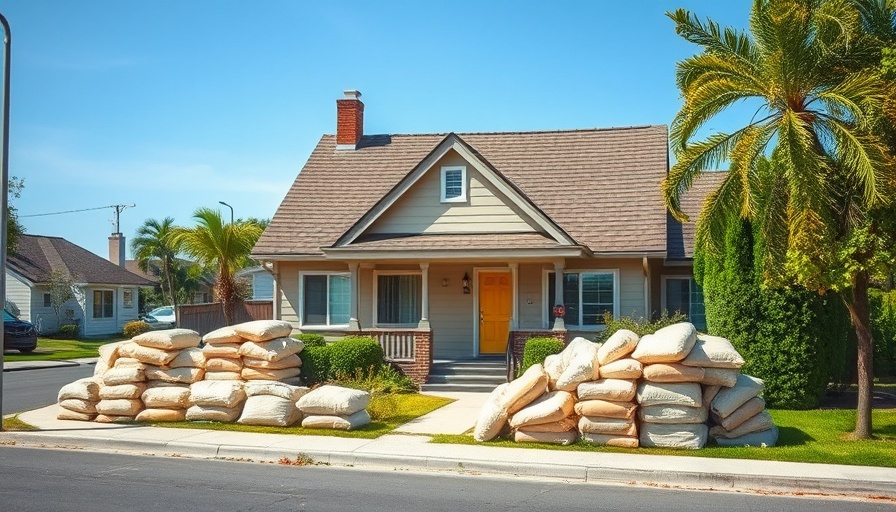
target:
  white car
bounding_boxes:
[143,306,176,328]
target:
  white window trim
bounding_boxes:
[373,270,423,328]
[92,288,115,319]
[541,268,620,331]
[298,271,350,330]
[440,165,467,203]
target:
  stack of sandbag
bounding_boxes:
[57,377,103,421]
[678,334,744,389]
[237,381,309,427]
[187,380,247,422]
[201,326,246,381]
[577,329,642,448]
[297,385,371,430]
[473,363,550,442]
[202,320,303,382]
[708,374,777,447]
[96,360,147,422]
[94,341,126,376]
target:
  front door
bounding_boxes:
[479,271,512,354]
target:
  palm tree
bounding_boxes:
[664,0,895,439]
[172,207,263,326]
[131,217,182,313]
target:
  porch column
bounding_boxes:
[553,259,565,331]
[348,262,360,331]
[509,262,519,329]
[418,262,431,329]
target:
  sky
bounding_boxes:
[2,1,751,260]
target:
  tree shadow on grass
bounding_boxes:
[775,426,813,447]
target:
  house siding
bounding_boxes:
[427,263,475,358]
[6,270,32,321]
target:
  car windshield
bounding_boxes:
[153,307,173,316]
[3,310,18,322]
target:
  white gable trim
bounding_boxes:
[5,266,35,288]
[333,134,577,248]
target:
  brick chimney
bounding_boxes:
[108,232,125,267]
[336,90,363,150]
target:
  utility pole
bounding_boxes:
[1,11,12,430]
[111,203,134,234]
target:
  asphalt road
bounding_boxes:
[1,363,94,414]
[0,447,891,512]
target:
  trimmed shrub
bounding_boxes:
[57,324,80,340]
[870,289,896,379]
[294,333,326,348]
[595,311,689,343]
[300,345,332,385]
[338,364,417,394]
[122,320,151,338]
[328,336,384,380]
[518,336,565,376]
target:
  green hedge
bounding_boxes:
[595,311,688,343]
[294,333,326,348]
[122,320,151,338]
[57,324,80,340]
[301,345,332,385]
[518,337,564,376]
[328,336,384,380]
[870,289,896,378]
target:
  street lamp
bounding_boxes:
[218,201,234,224]
[0,12,12,429]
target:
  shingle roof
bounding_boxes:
[254,125,671,257]
[348,232,566,250]
[666,171,728,259]
[8,234,154,286]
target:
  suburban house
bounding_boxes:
[6,234,154,336]
[236,265,275,301]
[252,90,717,383]
[125,259,216,305]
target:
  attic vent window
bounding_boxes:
[440,165,467,203]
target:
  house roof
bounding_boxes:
[667,171,728,259]
[254,125,671,258]
[8,234,154,287]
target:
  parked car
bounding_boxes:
[141,305,176,329]
[3,309,38,353]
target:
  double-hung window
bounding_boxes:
[663,277,706,331]
[300,273,350,327]
[546,271,617,328]
[440,165,467,203]
[93,290,114,319]
[375,273,421,326]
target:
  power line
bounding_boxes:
[21,204,134,219]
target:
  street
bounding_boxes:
[1,363,94,414]
[0,447,891,512]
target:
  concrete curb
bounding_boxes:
[1,361,82,372]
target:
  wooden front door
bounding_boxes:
[479,272,512,354]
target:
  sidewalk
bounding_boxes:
[3,398,895,500]
[1,358,96,372]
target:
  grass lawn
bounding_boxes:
[432,409,896,468]
[2,337,123,362]
[1,415,39,431]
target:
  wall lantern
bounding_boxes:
[441,278,449,287]
[462,273,471,294]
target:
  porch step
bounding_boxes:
[420,383,503,393]
[422,357,507,393]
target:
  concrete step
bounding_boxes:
[420,382,501,393]
[425,374,507,385]
[428,365,506,377]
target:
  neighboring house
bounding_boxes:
[236,265,275,301]
[252,90,717,382]
[125,258,215,304]
[6,234,154,336]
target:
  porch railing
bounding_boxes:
[365,330,416,362]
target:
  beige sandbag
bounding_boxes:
[57,409,95,421]
[597,329,639,365]
[102,367,146,386]
[574,399,637,419]
[636,382,702,407]
[501,363,549,414]
[237,395,303,427]
[58,377,102,401]
[232,320,293,342]
[598,358,643,379]
[118,342,178,366]
[204,371,244,380]
[679,335,745,369]
[555,337,600,392]
[59,398,97,415]
[701,368,739,388]
[94,414,137,423]
[714,397,766,431]
[296,385,371,415]
[205,357,243,373]
[146,379,186,389]
[245,380,310,401]
[702,385,722,410]
[515,416,578,432]
[185,404,243,422]
[513,429,578,446]
[136,408,187,422]
[711,374,764,418]
[576,379,637,402]
[132,328,200,350]
[238,337,304,362]
[543,353,564,390]
[473,383,510,442]
[578,416,637,436]
[145,367,205,384]
[640,422,708,449]
[630,323,697,364]
[639,404,707,424]
[202,325,243,345]
[142,385,192,408]
[98,341,124,367]
[301,409,371,430]
[93,358,109,376]
[190,380,247,408]
[241,354,303,370]
[201,342,242,358]
[169,348,206,368]
[580,433,639,448]
[714,426,779,447]
[710,410,774,439]
[112,357,146,369]
[642,363,705,383]
[96,399,143,416]
[241,367,302,381]
[99,383,146,400]
[508,390,575,428]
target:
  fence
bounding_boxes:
[177,301,273,336]
[362,330,416,362]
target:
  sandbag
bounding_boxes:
[185,404,243,422]
[136,408,187,422]
[642,363,705,383]
[473,383,510,442]
[679,335,745,369]
[97,341,124,367]
[238,337,304,362]
[578,416,638,436]
[639,404,707,424]
[112,357,146,369]
[710,410,775,439]
[142,385,192,408]
[714,426,779,447]
[117,342,178,366]
[93,359,109,376]
[639,422,708,449]
[296,385,370,415]
[630,323,697,364]
[543,354,564,390]
[205,357,243,373]
[145,367,205,384]
[301,409,370,430]
[501,363,549,414]
[146,379,186,389]
[513,429,577,446]
[190,380,247,408]
[57,409,95,421]
[241,354,303,370]
[96,399,143,416]
[241,367,302,381]
[201,343,242,358]
[204,371,244,380]
[58,398,97,415]
[597,329,639,365]
[202,326,243,345]
[580,433,639,448]
[232,320,293,342]
[711,374,764,418]
[169,348,206,368]
[514,416,578,432]
[577,379,637,402]
[508,390,575,428]
[244,380,310,401]
[555,338,600,392]
[58,378,102,401]
[99,383,147,400]
[237,395,303,427]
[102,367,146,386]
[132,328,200,350]
[701,368,739,388]
[598,358,643,379]
[702,385,721,410]
[94,414,137,423]
[636,382,702,407]
[714,396,766,431]
[574,399,637,419]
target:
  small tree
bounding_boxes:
[46,270,77,327]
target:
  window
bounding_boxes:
[546,271,617,328]
[300,273,350,327]
[93,290,114,318]
[193,292,210,304]
[375,273,421,325]
[43,293,51,308]
[440,165,467,203]
[664,277,706,331]
[123,290,134,309]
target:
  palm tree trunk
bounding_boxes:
[844,270,874,440]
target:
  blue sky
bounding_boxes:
[3,1,749,259]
